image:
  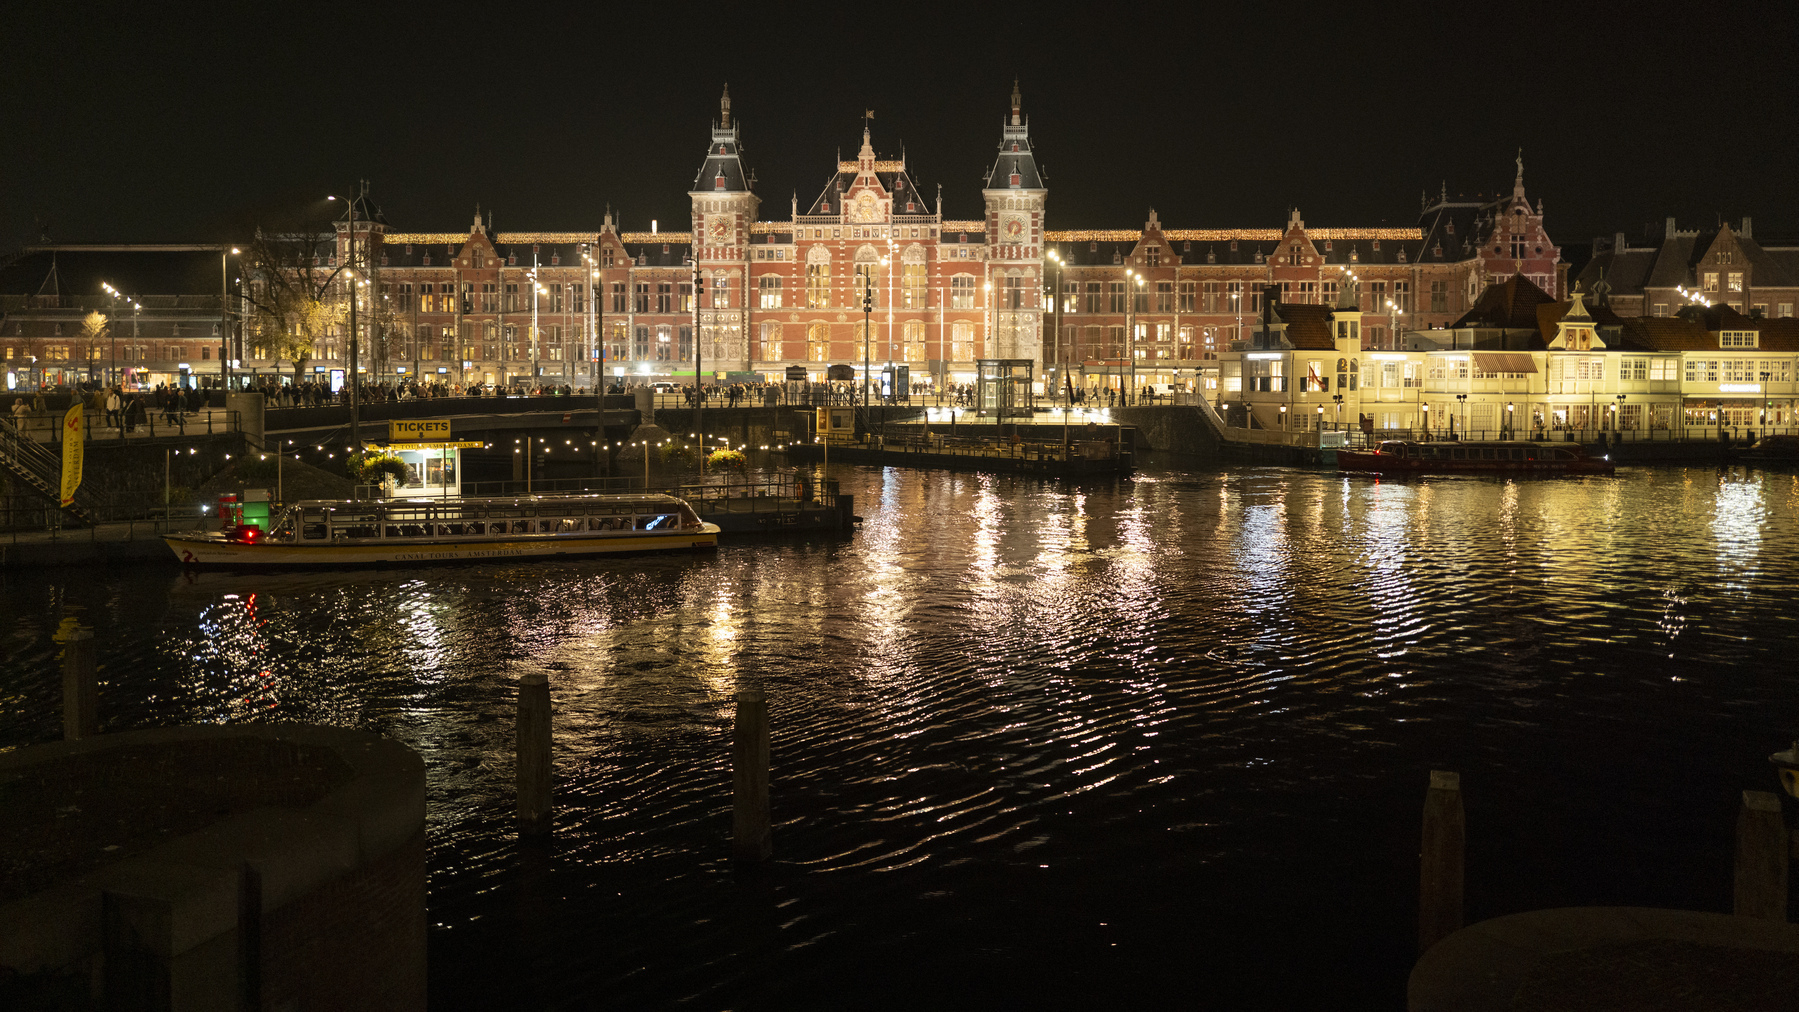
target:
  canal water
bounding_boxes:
[4,458,1798,1008]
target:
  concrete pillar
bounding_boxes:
[635,387,655,425]
[226,392,265,447]
[1419,769,1464,953]
[1734,790,1787,921]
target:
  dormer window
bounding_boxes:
[820,202,830,212]
[1398,249,1407,263]
[1255,252,1264,264]
[1090,242,1097,252]
[1433,246,1442,258]
[1112,251,1122,265]
[405,244,414,254]
[1371,240,1380,251]
[1207,252,1216,263]
[1229,240,1238,252]
[551,254,560,266]
[1720,330,1758,348]
[1324,240,1333,252]
[508,255,517,266]
[1182,241,1191,253]
[422,254,432,266]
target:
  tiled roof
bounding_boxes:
[1270,302,1336,349]
[1454,274,1558,329]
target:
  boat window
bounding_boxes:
[511,520,534,535]
[639,514,676,531]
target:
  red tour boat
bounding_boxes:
[1336,440,1615,475]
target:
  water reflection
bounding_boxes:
[5,462,1799,1008]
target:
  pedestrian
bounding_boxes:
[106,387,122,429]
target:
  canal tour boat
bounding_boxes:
[165,493,720,567]
[1335,440,1615,476]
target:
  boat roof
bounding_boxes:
[282,493,688,508]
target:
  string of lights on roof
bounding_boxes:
[837,160,906,172]
[1045,228,1424,243]
[380,224,1423,248]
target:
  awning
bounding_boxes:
[1473,353,1537,374]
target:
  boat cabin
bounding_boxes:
[1376,441,1584,463]
[264,495,704,543]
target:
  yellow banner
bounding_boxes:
[383,441,483,451]
[389,418,451,441]
[60,403,84,506]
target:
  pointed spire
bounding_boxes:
[720,83,731,128]
[1514,148,1527,199]
[472,204,484,234]
[1010,79,1022,126]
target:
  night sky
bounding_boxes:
[7,3,1795,251]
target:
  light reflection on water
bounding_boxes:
[4,460,1799,1008]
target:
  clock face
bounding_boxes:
[708,215,730,239]
[1000,212,1028,240]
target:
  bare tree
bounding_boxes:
[239,207,348,386]
[79,310,108,384]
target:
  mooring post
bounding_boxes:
[732,689,772,863]
[63,627,98,740]
[516,672,552,834]
[1734,789,1787,921]
[1419,769,1465,954]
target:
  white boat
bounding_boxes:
[165,493,720,566]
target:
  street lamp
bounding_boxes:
[1505,401,1514,439]
[1045,249,1064,399]
[1126,270,1146,404]
[1421,401,1430,438]
[101,282,125,388]
[1615,393,1627,436]
[1332,392,1344,430]
[1455,392,1468,440]
[862,270,875,414]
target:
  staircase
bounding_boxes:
[0,419,99,524]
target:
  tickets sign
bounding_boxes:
[389,419,451,441]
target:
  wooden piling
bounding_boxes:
[1419,769,1465,954]
[62,628,97,740]
[516,673,552,834]
[1734,789,1787,921]
[732,690,772,863]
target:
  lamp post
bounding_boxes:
[101,282,125,389]
[1279,404,1288,430]
[528,250,542,389]
[1615,393,1627,437]
[862,270,874,415]
[1421,401,1430,439]
[1126,270,1145,405]
[1332,392,1344,430]
[1505,401,1514,439]
[1045,249,1064,401]
[1455,392,1468,440]
[221,246,240,391]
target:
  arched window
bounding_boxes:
[902,321,925,362]
[757,321,782,362]
[807,322,831,362]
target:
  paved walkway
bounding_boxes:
[1409,906,1799,1011]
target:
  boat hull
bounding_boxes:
[1335,448,1613,475]
[165,526,720,567]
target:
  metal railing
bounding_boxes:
[2,493,210,538]
[6,408,242,442]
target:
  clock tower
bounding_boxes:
[981,81,1047,365]
[689,85,760,372]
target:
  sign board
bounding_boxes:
[390,419,451,441]
[785,366,808,382]
[383,441,483,451]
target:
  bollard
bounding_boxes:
[1734,790,1787,921]
[63,628,98,740]
[1419,769,1464,954]
[516,673,552,834]
[732,690,772,863]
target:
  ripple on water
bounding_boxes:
[4,461,1799,1007]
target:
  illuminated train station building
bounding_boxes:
[4,86,1566,396]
